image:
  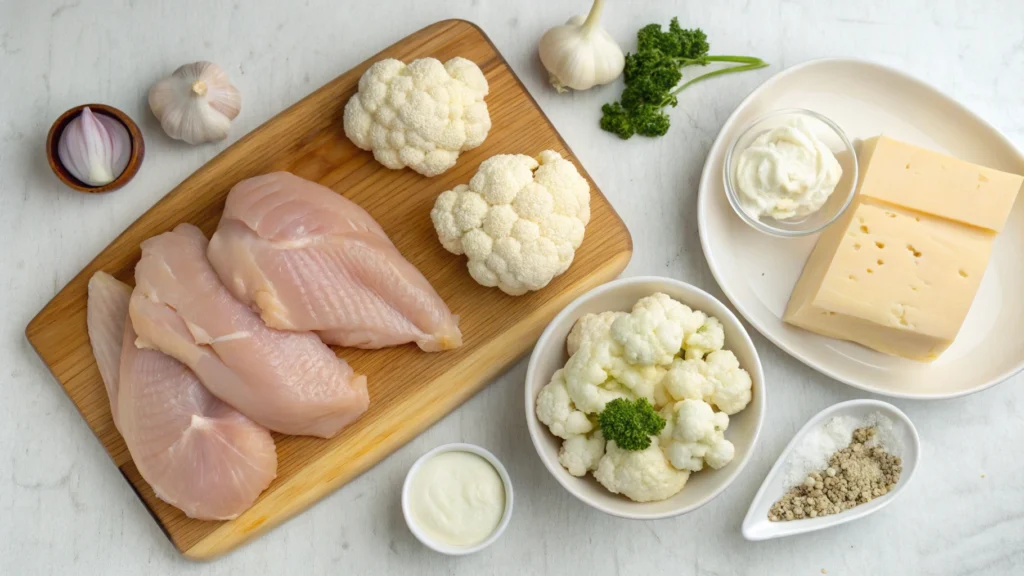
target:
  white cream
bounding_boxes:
[407,451,505,547]
[735,119,843,220]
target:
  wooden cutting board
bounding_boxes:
[25,19,632,559]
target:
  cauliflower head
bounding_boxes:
[559,430,606,477]
[594,438,690,502]
[659,399,735,472]
[661,352,753,415]
[343,57,490,177]
[611,293,706,366]
[430,150,591,295]
[536,369,594,439]
[683,316,725,360]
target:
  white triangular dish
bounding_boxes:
[742,399,919,541]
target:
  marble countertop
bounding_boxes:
[2,1,1023,574]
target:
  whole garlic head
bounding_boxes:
[538,0,625,93]
[149,61,241,145]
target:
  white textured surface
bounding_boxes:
[1,1,1022,574]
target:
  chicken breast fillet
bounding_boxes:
[206,171,462,351]
[87,272,277,520]
[131,223,369,438]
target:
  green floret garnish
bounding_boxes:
[600,17,768,139]
[598,398,666,451]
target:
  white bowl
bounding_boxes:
[401,443,513,555]
[742,399,919,540]
[524,276,766,519]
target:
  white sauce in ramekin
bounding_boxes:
[735,119,843,220]
[406,451,505,547]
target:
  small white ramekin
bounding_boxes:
[401,443,513,555]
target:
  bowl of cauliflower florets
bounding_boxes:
[525,276,765,519]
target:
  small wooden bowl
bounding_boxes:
[46,103,145,193]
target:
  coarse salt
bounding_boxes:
[783,411,899,489]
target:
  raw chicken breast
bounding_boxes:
[87,272,132,427]
[87,272,277,521]
[206,171,462,351]
[131,223,368,438]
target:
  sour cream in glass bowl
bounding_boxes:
[724,109,858,237]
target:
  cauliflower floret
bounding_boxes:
[594,437,690,502]
[683,316,725,360]
[660,399,735,472]
[705,350,753,415]
[563,318,666,413]
[558,430,606,477]
[660,351,752,414]
[610,294,683,366]
[536,369,594,439]
[343,57,491,177]
[563,336,641,413]
[431,151,591,295]
[567,311,624,356]
[661,358,714,402]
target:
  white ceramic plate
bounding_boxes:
[698,58,1024,399]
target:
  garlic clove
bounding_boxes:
[149,61,241,145]
[538,0,625,92]
[57,107,131,187]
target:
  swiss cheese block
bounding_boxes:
[784,200,993,360]
[856,136,1023,231]
[784,136,1023,361]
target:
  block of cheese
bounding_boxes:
[855,136,1022,232]
[784,136,1023,361]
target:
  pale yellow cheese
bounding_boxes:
[785,201,993,360]
[784,136,1023,361]
[856,136,1022,232]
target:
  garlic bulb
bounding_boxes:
[57,107,131,187]
[149,61,241,144]
[538,0,625,93]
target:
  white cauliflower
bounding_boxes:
[343,57,490,177]
[594,438,690,502]
[662,357,714,402]
[535,369,593,439]
[705,350,753,415]
[567,311,623,356]
[660,352,753,415]
[563,329,666,413]
[559,430,606,477]
[430,151,591,295]
[611,293,705,366]
[660,399,735,472]
[683,316,725,360]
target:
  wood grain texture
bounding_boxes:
[24,19,631,559]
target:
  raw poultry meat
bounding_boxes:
[86,272,277,520]
[131,223,369,438]
[87,272,131,427]
[206,171,462,352]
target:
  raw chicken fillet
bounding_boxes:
[87,272,277,520]
[131,223,369,438]
[207,171,462,351]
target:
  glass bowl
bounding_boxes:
[723,108,858,237]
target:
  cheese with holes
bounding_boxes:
[784,136,1023,361]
